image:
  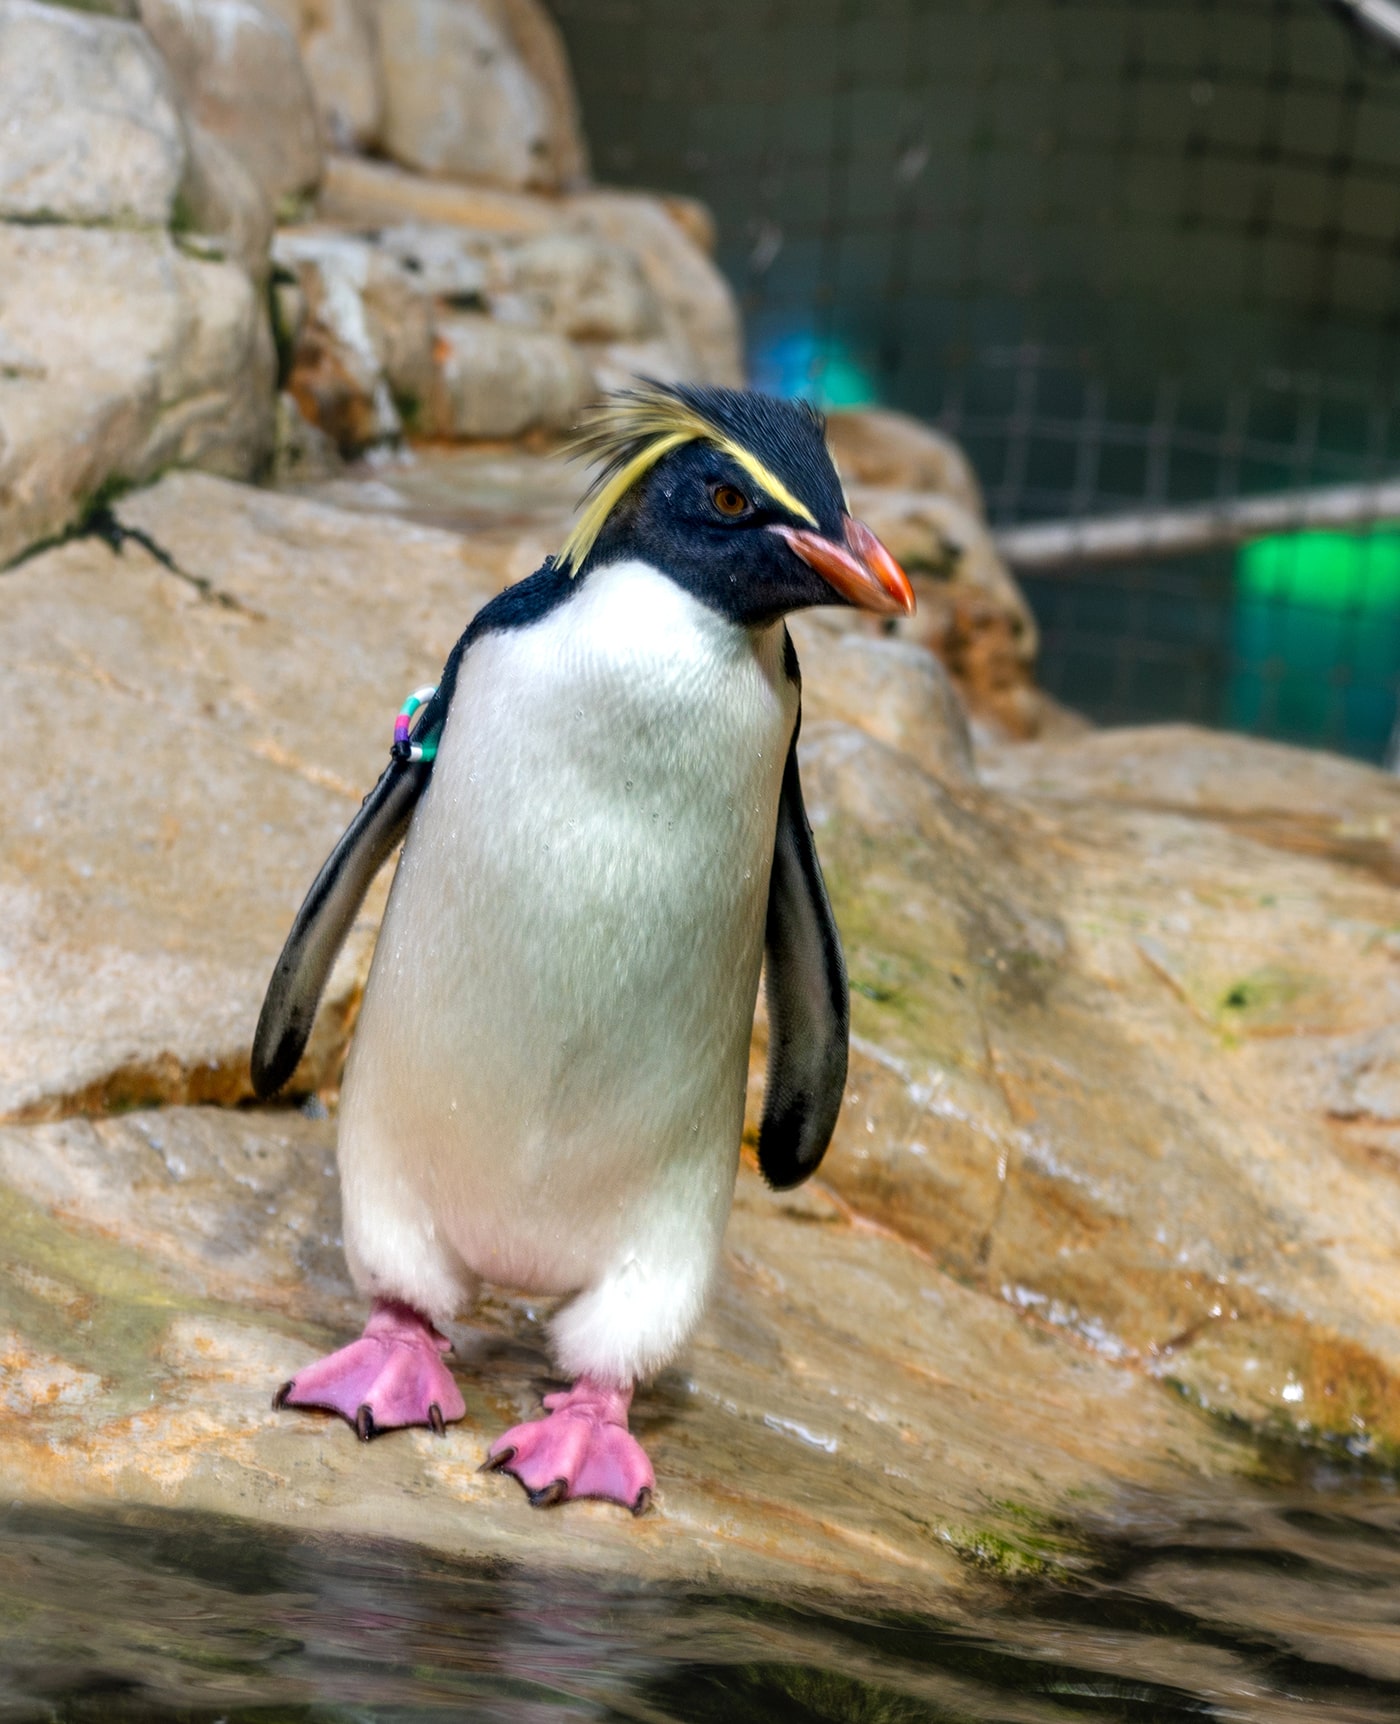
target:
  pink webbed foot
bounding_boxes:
[484,1377,655,1515]
[274,1298,466,1440]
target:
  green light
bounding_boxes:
[815,350,878,409]
[1238,529,1400,612]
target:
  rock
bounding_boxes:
[273,227,434,451]
[313,165,743,392]
[827,407,984,518]
[771,721,1400,1452]
[788,612,975,784]
[371,220,494,301]
[567,189,745,387]
[138,0,322,209]
[282,442,580,548]
[262,0,383,151]
[6,466,1400,1602]
[0,474,500,1118]
[494,0,589,188]
[0,1101,1230,1601]
[178,122,275,281]
[318,152,556,233]
[273,225,612,447]
[44,0,138,13]
[580,335,699,395]
[978,723,1400,836]
[491,231,661,342]
[370,222,660,343]
[658,193,717,258]
[845,486,1045,738]
[270,388,345,482]
[377,0,556,191]
[0,226,275,567]
[425,314,593,438]
[0,0,187,226]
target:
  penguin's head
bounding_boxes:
[559,382,915,628]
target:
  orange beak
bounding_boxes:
[769,516,916,616]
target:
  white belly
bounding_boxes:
[338,559,798,1298]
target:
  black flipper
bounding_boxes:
[251,753,432,1098]
[758,715,850,1189]
[250,561,582,1102]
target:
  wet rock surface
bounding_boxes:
[0,1100,1231,1602]
[3,470,1400,1618]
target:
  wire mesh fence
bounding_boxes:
[549,0,1400,760]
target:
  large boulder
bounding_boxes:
[138,0,323,209]
[261,0,384,150]
[179,121,276,280]
[490,230,661,342]
[0,227,275,567]
[0,0,187,226]
[375,0,586,192]
[0,475,502,1119]
[0,0,278,568]
[567,189,745,387]
[493,0,589,186]
[827,406,984,517]
[773,721,1400,1450]
[845,485,1046,739]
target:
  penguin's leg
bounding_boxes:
[484,1222,719,1514]
[274,1100,476,1439]
[273,1298,467,1440]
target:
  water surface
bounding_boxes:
[5,1456,1400,1722]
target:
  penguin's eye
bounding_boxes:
[709,483,751,518]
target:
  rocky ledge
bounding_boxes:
[2,465,1399,1610]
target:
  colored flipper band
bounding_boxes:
[392,684,440,763]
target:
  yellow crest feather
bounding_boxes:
[557,385,820,573]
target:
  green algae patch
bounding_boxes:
[1216,965,1310,1029]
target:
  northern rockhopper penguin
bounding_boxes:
[251,382,915,1514]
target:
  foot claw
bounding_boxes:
[528,1479,569,1509]
[272,1380,293,1411]
[355,1403,376,1442]
[480,1445,514,1473]
[429,1403,446,1437]
[632,1486,653,1517]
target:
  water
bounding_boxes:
[5,1456,1400,1722]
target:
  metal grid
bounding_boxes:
[549,0,1400,759]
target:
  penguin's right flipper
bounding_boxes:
[251,754,432,1099]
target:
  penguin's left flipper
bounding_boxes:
[757,720,851,1190]
[251,751,434,1099]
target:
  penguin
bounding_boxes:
[252,382,914,1514]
